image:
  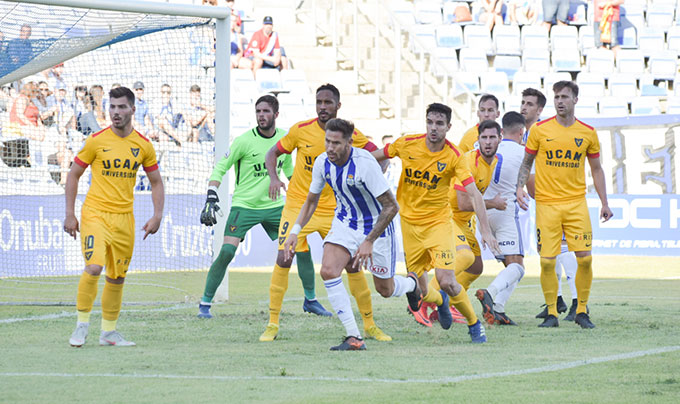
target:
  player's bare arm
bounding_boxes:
[265,145,286,200]
[63,162,87,239]
[371,148,388,162]
[458,189,506,212]
[353,190,399,270]
[588,155,613,222]
[143,168,165,240]
[464,181,501,255]
[283,191,321,261]
[516,152,535,210]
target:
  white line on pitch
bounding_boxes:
[1,345,678,384]
[0,304,192,325]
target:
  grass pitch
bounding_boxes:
[1,256,679,403]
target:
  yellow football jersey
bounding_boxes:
[450,149,498,222]
[276,117,371,214]
[458,124,479,153]
[74,127,158,213]
[385,134,472,224]
[525,117,600,203]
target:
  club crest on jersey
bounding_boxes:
[130,147,140,157]
[346,174,355,186]
[85,251,93,260]
[437,161,446,172]
[457,235,466,242]
[279,236,286,245]
[229,225,237,232]
[574,138,583,147]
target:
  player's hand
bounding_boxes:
[143,215,162,240]
[481,231,501,256]
[600,204,614,222]
[516,186,529,211]
[269,177,286,201]
[490,193,507,210]
[352,240,374,270]
[63,214,79,240]
[200,188,222,226]
[283,234,298,262]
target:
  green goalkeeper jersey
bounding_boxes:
[210,127,293,209]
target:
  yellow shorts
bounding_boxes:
[278,203,333,252]
[454,216,480,256]
[536,198,592,257]
[80,205,135,279]
[401,219,456,277]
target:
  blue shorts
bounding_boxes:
[542,0,569,23]
[594,20,620,47]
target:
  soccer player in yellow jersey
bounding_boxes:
[517,81,613,329]
[64,87,164,347]
[373,103,500,343]
[457,94,500,153]
[260,84,388,342]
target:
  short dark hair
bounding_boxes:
[109,86,135,107]
[521,87,547,108]
[190,84,201,93]
[478,94,499,110]
[553,81,579,98]
[501,111,526,130]
[256,94,279,114]
[426,102,452,124]
[478,120,501,136]
[316,83,340,102]
[381,134,393,144]
[325,118,354,139]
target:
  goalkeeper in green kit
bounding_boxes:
[198,95,332,318]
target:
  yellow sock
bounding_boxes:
[450,287,478,325]
[575,255,593,314]
[423,281,444,306]
[428,276,440,292]
[101,280,124,331]
[454,248,475,277]
[540,257,559,317]
[347,271,375,329]
[76,271,99,322]
[456,271,481,290]
[268,264,290,325]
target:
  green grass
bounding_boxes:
[1,256,679,403]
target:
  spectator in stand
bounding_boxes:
[244,16,288,73]
[7,24,32,67]
[231,15,250,69]
[49,82,76,184]
[44,63,67,91]
[594,0,623,57]
[32,81,57,129]
[154,83,188,146]
[508,0,539,26]
[89,84,108,128]
[8,81,45,142]
[185,84,214,142]
[132,81,153,138]
[475,0,506,31]
[74,86,101,137]
[542,0,569,29]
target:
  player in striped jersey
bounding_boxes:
[283,119,420,350]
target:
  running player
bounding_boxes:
[373,103,500,343]
[283,118,420,350]
[517,81,613,329]
[65,86,164,347]
[196,95,317,318]
[458,94,501,153]
[260,84,389,342]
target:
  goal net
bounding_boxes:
[0,0,230,305]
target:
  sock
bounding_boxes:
[540,257,559,317]
[268,264,290,325]
[201,244,237,303]
[390,275,415,297]
[101,280,124,331]
[324,276,360,338]
[454,248,475,277]
[575,255,593,314]
[296,251,316,300]
[555,254,564,296]
[456,271,481,290]
[347,272,374,329]
[450,287,478,326]
[422,277,444,306]
[489,263,525,313]
[561,252,578,299]
[76,271,99,322]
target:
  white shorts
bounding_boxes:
[324,218,397,279]
[488,202,524,260]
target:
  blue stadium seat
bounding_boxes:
[639,74,668,97]
[586,48,615,77]
[649,51,678,81]
[616,49,645,75]
[415,0,443,25]
[576,72,606,98]
[646,3,675,32]
[511,71,542,95]
[433,47,459,77]
[578,25,595,56]
[666,96,680,114]
[598,97,629,117]
[552,49,581,72]
[575,97,599,118]
[638,27,665,57]
[255,69,283,92]
[436,24,464,48]
[281,69,310,95]
[521,25,550,52]
[631,97,662,115]
[544,71,572,97]
[493,24,521,56]
[521,48,550,77]
[460,47,489,72]
[481,71,510,98]
[454,71,480,93]
[608,73,638,101]
[493,55,521,80]
[550,25,579,51]
[464,25,494,56]
[667,26,680,54]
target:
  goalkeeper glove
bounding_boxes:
[200,187,221,226]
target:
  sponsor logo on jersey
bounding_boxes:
[130,148,140,157]
[498,240,515,246]
[370,265,389,275]
[574,138,583,147]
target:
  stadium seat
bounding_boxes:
[432,46,459,77]
[414,0,443,25]
[586,48,615,77]
[646,3,675,31]
[504,96,521,113]
[544,72,572,97]
[619,23,638,49]
[255,69,282,92]
[521,48,550,77]
[464,25,494,56]
[649,51,678,81]
[481,71,510,98]
[667,26,680,54]
[576,72,606,98]
[637,27,665,57]
[598,97,629,117]
[493,24,521,56]
[493,55,521,81]
[389,0,416,26]
[552,49,581,72]
[578,25,595,56]
[616,49,645,75]
[435,24,464,49]
[459,47,489,72]
[608,73,638,101]
[277,93,304,107]
[639,73,668,97]
[675,74,680,96]
[453,71,480,93]
[281,69,310,95]
[567,1,588,26]
[521,25,550,52]
[631,97,662,115]
[666,97,680,114]
[575,97,599,118]
[410,24,437,53]
[511,71,542,95]
[550,25,579,51]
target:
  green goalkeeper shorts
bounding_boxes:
[224,206,283,241]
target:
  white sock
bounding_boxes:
[324,276,361,338]
[560,251,578,299]
[390,275,415,297]
[555,255,564,297]
[489,263,525,313]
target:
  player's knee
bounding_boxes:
[374,282,393,298]
[85,265,103,276]
[276,251,294,267]
[319,265,340,280]
[455,248,475,272]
